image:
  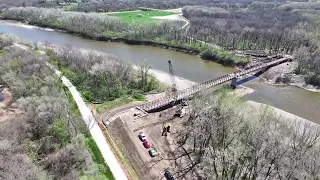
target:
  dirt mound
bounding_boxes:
[0,87,22,122]
[1,87,13,109]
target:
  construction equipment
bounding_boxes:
[175,105,186,118]
[162,123,171,136]
[181,99,188,106]
[166,60,178,105]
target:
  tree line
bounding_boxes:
[44,43,163,103]
[0,34,109,179]
[294,47,320,86]
[182,6,317,54]
[65,0,309,13]
[173,89,320,179]
[0,7,245,65]
[1,0,310,12]
[182,4,320,86]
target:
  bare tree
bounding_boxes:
[174,89,320,179]
[138,60,151,91]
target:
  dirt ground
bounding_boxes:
[104,87,254,180]
[0,87,21,122]
[106,106,192,180]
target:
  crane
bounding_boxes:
[167,60,178,105]
[166,60,188,118]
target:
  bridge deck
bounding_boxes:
[138,57,292,112]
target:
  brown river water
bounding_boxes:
[0,21,319,123]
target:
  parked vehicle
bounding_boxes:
[164,169,174,180]
[138,132,147,142]
[148,148,159,157]
[143,140,151,149]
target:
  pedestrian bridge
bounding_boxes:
[137,56,293,112]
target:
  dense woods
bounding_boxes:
[294,47,320,86]
[0,34,112,179]
[46,0,310,13]
[182,3,320,86]
[182,6,317,53]
[45,44,163,103]
[175,89,320,179]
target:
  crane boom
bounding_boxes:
[168,60,178,103]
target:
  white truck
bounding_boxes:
[176,106,186,118]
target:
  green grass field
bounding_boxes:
[95,94,146,114]
[84,137,115,180]
[95,97,135,114]
[108,10,177,23]
[101,127,139,180]
[63,3,78,11]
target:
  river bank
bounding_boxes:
[37,42,196,91]
[147,64,319,126]
[0,19,200,55]
[4,20,317,93]
[0,6,246,66]
[4,20,319,94]
[1,21,319,122]
[46,44,317,125]
[261,61,320,93]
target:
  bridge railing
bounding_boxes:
[139,57,292,112]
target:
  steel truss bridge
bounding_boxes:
[137,56,293,112]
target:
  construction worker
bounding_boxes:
[162,123,171,136]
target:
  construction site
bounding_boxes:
[98,61,192,179]
[101,87,253,180]
[98,59,264,180]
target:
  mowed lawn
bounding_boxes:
[63,3,78,11]
[108,10,177,23]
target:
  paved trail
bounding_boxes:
[47,63,128,180]
[13,43,128,180]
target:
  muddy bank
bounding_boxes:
[148,69,197,90]
[36,42,196,91]
[262,61,320,93]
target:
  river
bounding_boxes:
[1,21,319,123]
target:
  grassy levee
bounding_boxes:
[0,7,247,67]
[95,97,135,114]
[95,93,147,114]
[99,124,139,180]
[85,137,115,180]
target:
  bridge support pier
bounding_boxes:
[230,77,241,89]
[260,67,269,73]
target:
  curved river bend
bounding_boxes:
[1,21,319,123]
